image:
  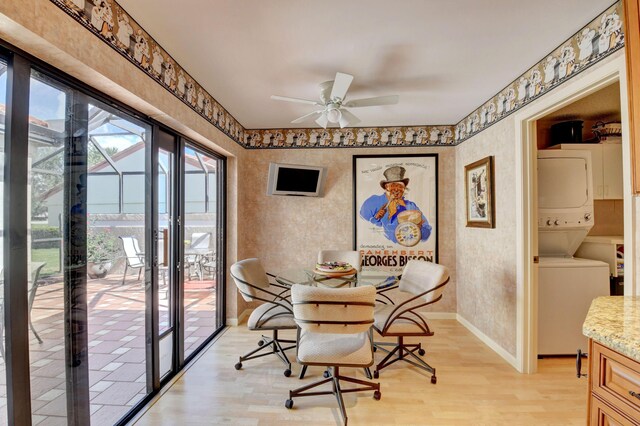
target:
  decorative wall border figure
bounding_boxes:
[244,126,455,149]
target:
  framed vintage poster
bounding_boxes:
[464,156,495,228]
[353,154,438,274]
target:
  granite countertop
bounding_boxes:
[583,296,640,362]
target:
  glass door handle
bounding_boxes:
[162,228,169,267]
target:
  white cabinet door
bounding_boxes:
[553,143,622,199]
[603,143,623,199]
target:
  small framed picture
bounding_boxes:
[465,156,495,228]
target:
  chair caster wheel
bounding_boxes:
[234,362,242,370]
[373,346,377,352]
[418,348,426,356]
[373,390,381,400]
[284,369,292,377]
[323,370,331,378]
[431,376,437,384]
[285,399,294,409]
[257,339,265,347]
[373,370,379,379]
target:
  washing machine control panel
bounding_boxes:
[539,210,593,227]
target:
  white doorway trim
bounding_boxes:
[514,53,634,374]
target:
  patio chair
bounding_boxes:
[0,262,47,358]
[120,236,144,285]
[28,262,47,344]
[185,232,212,280]
[201,250,217,279]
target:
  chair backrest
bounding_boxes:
[317,250,362,272]
[230,258,270,302]
[399,260,449,302]
[120,236,144,267]
[291,285,375,334]
[28,262,47,311]
[190,233,211,250]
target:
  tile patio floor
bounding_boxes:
[0,271,218,426]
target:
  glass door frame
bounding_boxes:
[179,139,226,366]
[3,45,35,426]
[0,40,227,425]
[152,126,180,384]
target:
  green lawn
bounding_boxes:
[31,248,61,276]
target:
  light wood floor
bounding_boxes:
[132,320,587,425]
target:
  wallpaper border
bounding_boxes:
[46,0,625,150]
[453,1,624,144]
[50,0,246,146]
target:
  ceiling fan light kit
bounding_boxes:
[271,72,399,129]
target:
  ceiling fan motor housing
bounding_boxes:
[326,103,342,123]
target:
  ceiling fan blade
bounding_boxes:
[291,110,322,124]
[329,72,354,101]
[343,95,399,108]
[270,95,322,106]
[315,112,329,129]
[338,109,361,128]
[319,81,333,104]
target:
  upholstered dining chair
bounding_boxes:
[317,250,362,273]
[285,285,380,425]
[298,249,364,380]
[230,258,297,377]
[372,259,449,384]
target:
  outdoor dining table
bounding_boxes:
[184,247,213,280]
[274,268,398,290]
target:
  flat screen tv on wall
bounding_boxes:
[266,163,327,197]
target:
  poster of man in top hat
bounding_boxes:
[360,165,432,246]
[355,156,437,273]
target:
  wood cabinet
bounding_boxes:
[588,339,640,424]
[623,0,640,193]
[552,143,623,199]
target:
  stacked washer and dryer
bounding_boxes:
[537,149,610,356]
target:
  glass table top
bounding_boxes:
[275,269,398,290]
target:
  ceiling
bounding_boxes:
[118,0,615,129]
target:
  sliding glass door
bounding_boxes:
[27,71,73,425]
[182,144,224,359]
[26,70,153,425]
[0,46,226,425]
[155,129,177,380]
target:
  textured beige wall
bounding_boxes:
[456,119,518,356]
[238,147,457,314]
[0,0,246,319]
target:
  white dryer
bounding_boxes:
[538,257,609,355]
[537,149,610,356]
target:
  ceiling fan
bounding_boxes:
[270,72,399,129]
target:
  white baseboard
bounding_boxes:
[456,314,519,370]
[423,312,457,319]
[227,308,251,326]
